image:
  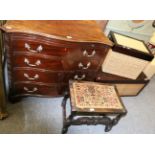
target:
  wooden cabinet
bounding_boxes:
[1,20,112,102]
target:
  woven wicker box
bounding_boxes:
[96,71,149,96]
[102,31,154,80]
[143,57,155,79]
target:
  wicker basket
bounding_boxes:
[102,31,153,79]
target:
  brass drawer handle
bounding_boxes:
[83,50,96,57]
[78,62,91,69]
[25,43,43,53]
[23,87,38,93]
[24,58,41,67]
[74,74,86,80]
[24,73,39,80]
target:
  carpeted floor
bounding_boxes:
[0,76,155,134]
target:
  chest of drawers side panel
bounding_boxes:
[3,33,15,98]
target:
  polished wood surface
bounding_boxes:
[96,20,108,30]
[2,20,113,45]
[1,20,112,101]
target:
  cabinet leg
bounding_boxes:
[105,123,113,132]
[62,125,69,134]
[8,96,22,104]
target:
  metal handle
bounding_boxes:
[24,73,39,80]
[25,43,43,53]
[24,87,38,93]
[24,58,41,67]
[78,62,91,69]
[83,50,96,57]
[74,74,86,80]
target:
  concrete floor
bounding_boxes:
[0,76,155,134]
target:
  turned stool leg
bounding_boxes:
[105,114,125,132]
[104,118,113,132]
[61,93,72,134]
[62,112,76,134]
[105,123,113,132]
[112,114,122,125]
[62,122,70,134]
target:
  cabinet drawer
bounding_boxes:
[13,54,63,71]
[14,83,59,96]
[66,47,108,62]
[62,71,96,83]
[62,59,101,71]
[12,39,67,56]
[13,69,61,84]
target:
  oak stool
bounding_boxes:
[61,81,127,134]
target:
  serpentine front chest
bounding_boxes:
[1,20,112,102]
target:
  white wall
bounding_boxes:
[105,20,155,43]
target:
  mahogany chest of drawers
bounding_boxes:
[1,20,112,102]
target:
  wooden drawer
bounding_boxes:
[65,47,108,62]
[13,69,61,84]
[14,83,59,96]
[62,59,101,71]
[62,71,96,83]
[13,54,63,71]
[10,34,108,60]
[11,39,67,57]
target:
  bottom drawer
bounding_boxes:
[13,83,59,97]
[63,71,96,83]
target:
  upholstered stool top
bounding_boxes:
[69,81,126,113]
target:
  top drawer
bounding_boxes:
[8,33,109,68]
[11,39,67,57]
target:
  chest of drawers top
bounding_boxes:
[1,20,112,46]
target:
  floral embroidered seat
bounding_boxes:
[70,81,126,113]
[61,80,127,134]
